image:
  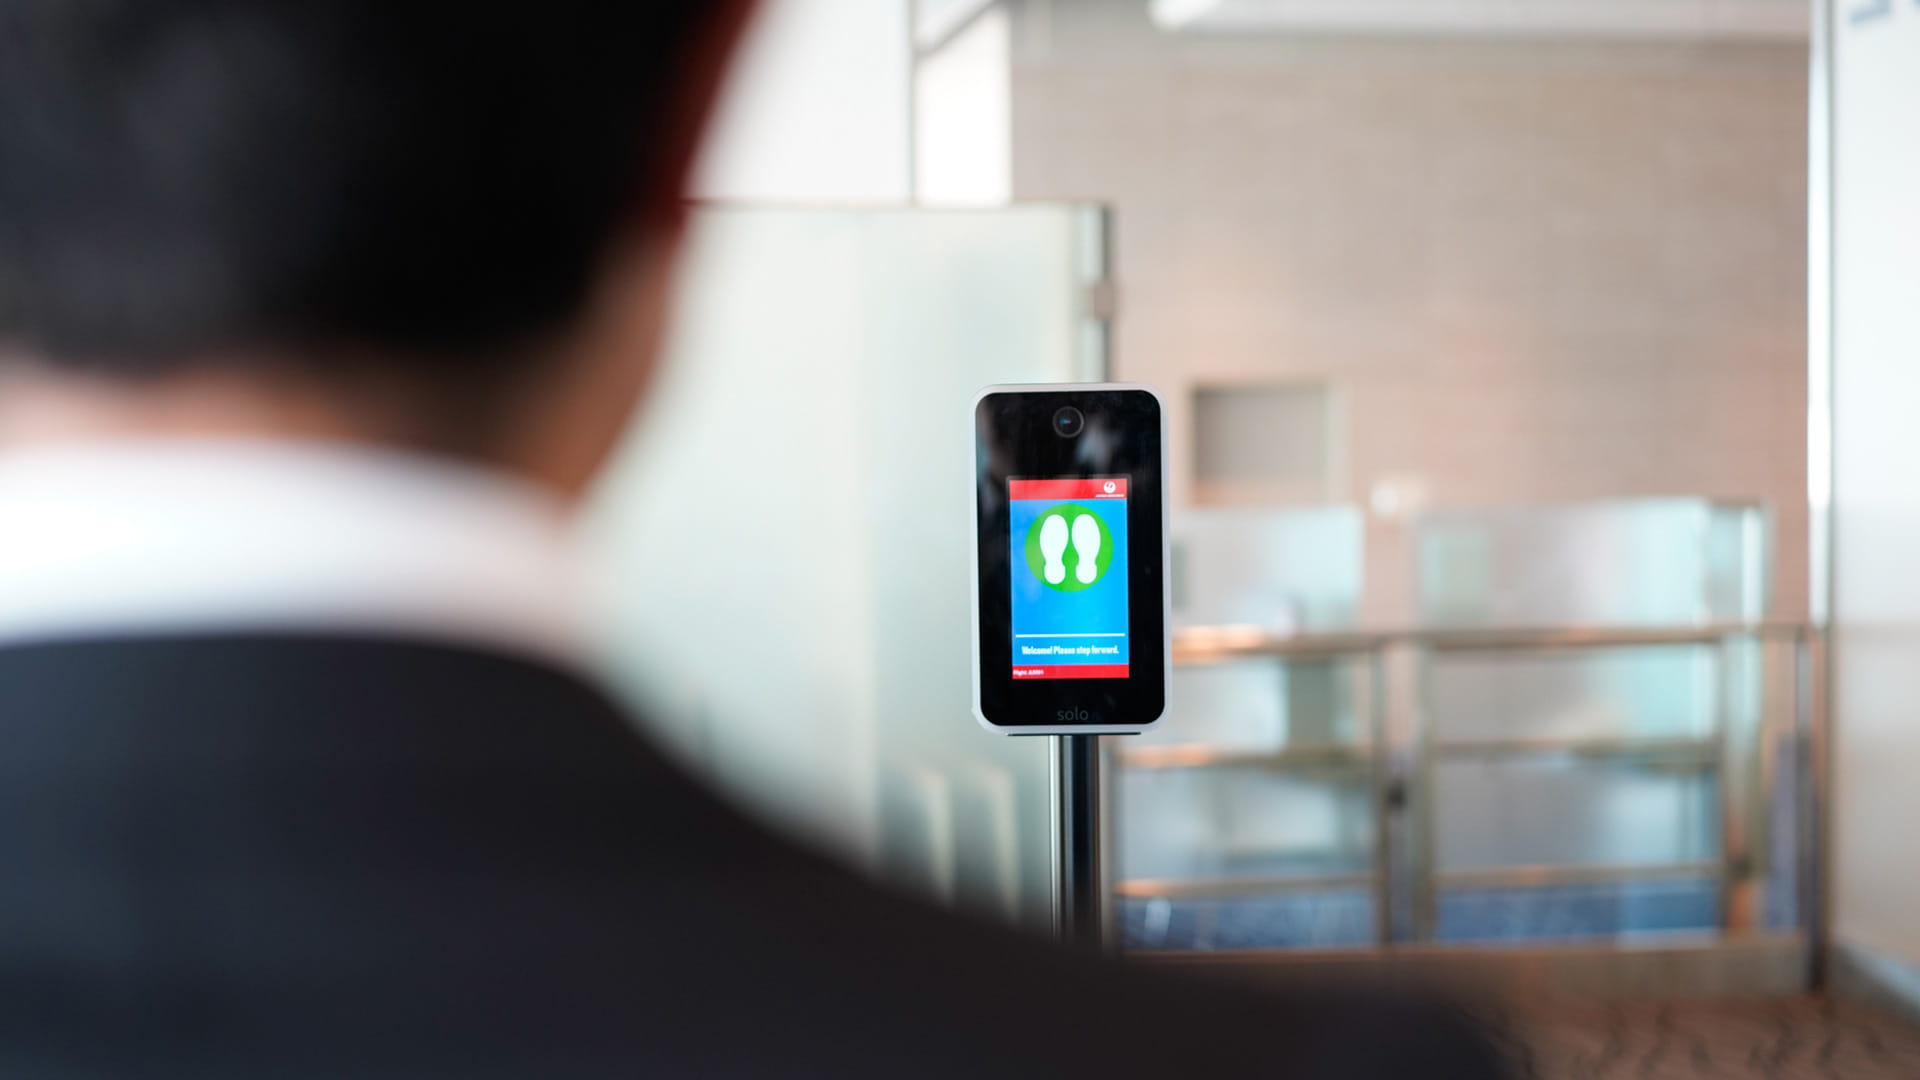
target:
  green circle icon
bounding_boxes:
[1023,504,1114,592]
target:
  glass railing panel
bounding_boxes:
[1414,499,1768,628]
[1171,505,1365,632]
[1435,879,1721,944]
[1116,754,1379,951]
[1432,757,1720,872]
[1121,891,1375,951]
[1138,656,1367,751]
[1426,643,1720,743]
[1119,764,1376,883]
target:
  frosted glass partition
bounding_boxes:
[581,204,1107,932]
[1143,658,1367,751]
[1427,644,1721,744]
[1172,505,1363,632]
[1434,760,1719,872]
[1120,766,1374,881]
[1827,0,1920,980]
[1125,495,1801,950]
[1411,499,1777,945]
[1415,499,1768,628]
[1144,503,1367,752]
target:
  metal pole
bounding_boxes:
[1053,733,1103,950]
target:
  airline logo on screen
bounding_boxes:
[1008,477,1129,680]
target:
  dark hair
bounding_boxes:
[0,1,722,377]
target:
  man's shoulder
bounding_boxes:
[0,632,1507,1078]
[0,630,636,750]
[0,631,754,876]
[0,629,615,701]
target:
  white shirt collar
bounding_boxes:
[0,439,583,665]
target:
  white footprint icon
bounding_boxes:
[1039,514,1069,585]
[1071,513,1102,585]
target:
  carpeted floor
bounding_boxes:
[1486,996,1920,1079]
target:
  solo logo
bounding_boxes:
[1056,708,1096,723]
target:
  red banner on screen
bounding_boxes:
[1011,664,1130,680]
[1008,478,1128,501]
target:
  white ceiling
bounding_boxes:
[1151,0,1811,40]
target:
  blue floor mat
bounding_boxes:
[1121,879,1721,951]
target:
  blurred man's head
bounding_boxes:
[0,0,751,493]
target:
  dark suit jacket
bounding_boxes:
[0,634,1505,1077]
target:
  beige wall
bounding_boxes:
[1010,0,1809,624]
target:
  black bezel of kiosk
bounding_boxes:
[972,384,1167,735]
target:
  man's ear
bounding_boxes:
[638,0,758,229]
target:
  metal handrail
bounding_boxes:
[1117,619,1821,949]
[1431,735,1719,763]
[1122,736,1717,769]
[1118,872,1376,899]
[1119,742,1369,770]
[1118,863,1729,901]
[1173,620,1811,665]
[1435,860,1725,890]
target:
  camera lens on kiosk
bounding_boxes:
[1052,406,1085,438]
